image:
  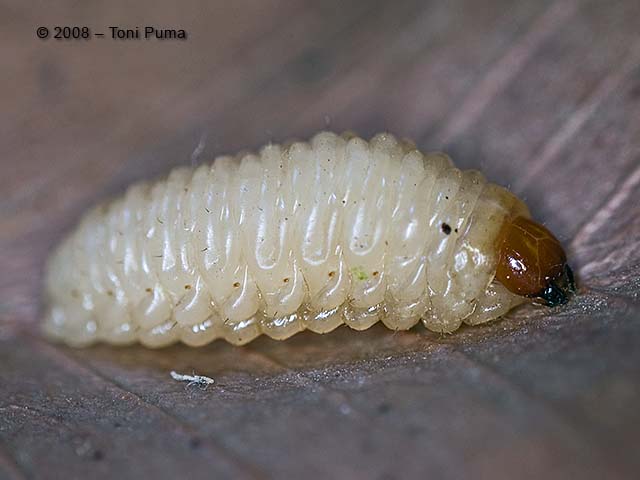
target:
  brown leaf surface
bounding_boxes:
[1,1,639,479]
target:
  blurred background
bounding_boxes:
[2,1,640,479]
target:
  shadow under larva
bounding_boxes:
[42,131,575,348]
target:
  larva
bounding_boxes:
[43,131,575,347]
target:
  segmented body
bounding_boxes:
[44,131,529,347]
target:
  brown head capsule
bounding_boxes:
[495,216,576,307]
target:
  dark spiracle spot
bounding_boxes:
[92,450,104,461]
[377,403,391,414]
[441,223,452,235]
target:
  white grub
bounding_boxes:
[170,370,215,389]
[43,131,529,347]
